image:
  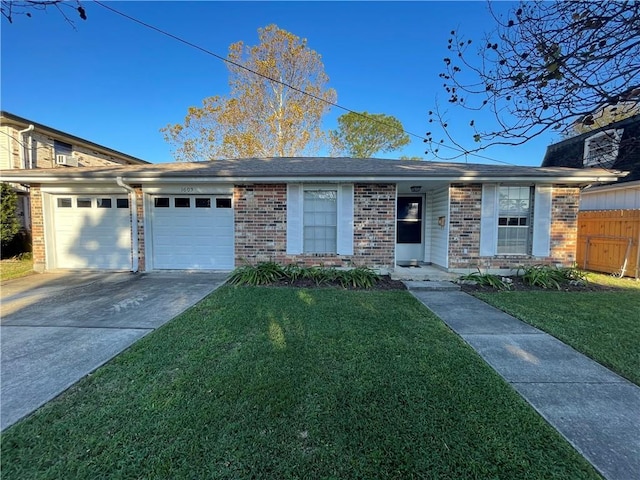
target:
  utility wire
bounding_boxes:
[93,0,515,166]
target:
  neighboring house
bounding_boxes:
[541,114,640,277]
[0,157,620,275]
[0,111,148,230]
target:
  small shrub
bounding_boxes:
[228,262,284,286]
[458,269,513,291]
[282,264,304,282]
[229,263,380,289]
[302,266,330,286]
[338,266,379,289]
[518,264,588,289]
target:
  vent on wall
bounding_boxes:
[55,154,79,167]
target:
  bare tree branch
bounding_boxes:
[426,0,640,160]
[1,0,86,26]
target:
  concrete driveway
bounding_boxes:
[1,271,228,431]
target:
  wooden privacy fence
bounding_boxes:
[576,209,640,278]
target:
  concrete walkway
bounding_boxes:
[1,272,228,431]
[406,283,640,480]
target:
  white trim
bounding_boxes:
[479,184,498,256]
[532,185,552,256]
[286,184,304,254]
[142,184,233,195]
[41,186,129,194]
[0,174,623,185]
[337,184,354,255]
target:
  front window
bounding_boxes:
[303,189,337,254]
[497,186,532,255]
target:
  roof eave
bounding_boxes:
[0,173,622,185]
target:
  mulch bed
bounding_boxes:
[459,275,622,293]
[244,275,630,292]
[267,275,407,290]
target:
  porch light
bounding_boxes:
[410,185,422,193]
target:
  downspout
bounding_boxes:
[17,124,34,169]
[116,176,139,272]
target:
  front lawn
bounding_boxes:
[475,274,640,385]
[0,254,33,282]
[1,287,600,479]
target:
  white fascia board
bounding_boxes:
[122,175,622,184]
[0,173,622,185]
[582,179,640,194]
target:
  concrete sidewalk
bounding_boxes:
[406,285,640,480]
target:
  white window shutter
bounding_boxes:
[286,184,303,254]
[480,184,498,256]
[532,185,552,257]
[337,184,354,255]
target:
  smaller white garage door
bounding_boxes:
[52,195,132,269]
[151,195,234,269]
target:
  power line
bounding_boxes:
[93,0,514,166]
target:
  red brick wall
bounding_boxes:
[353,183,395,267]
[448,184,482,268]
[29,185,45,272]
[448,183,581,271]
[234,184,287,264]
[134,186,145,271]
[233,183,396,269]
[549,186,580,265]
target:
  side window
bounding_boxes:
[54,140,73,156]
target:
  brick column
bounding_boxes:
[134,186,145,271]
[29,185,46,272]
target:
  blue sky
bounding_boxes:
[1,1,559,165]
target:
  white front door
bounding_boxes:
[52,195,132,269]
[396,195,425,265]
[151,195,234,269]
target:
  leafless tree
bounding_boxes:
[1,0,86,26]
[426,0,640,159]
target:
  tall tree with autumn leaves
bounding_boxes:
[163,25,337,161]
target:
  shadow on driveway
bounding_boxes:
[1,271,228,431]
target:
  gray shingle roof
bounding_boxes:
[0,157,624,184]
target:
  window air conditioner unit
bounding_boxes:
[55,154,79,167]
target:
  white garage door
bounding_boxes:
[151,195,234,269]
[52,195,132,269]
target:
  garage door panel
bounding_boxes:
[151,195,234,270]
[52,196,132,270]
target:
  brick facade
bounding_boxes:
[134,186,145,271]
[21,180,581,274]
[549,186,580,265]
[352,183,395,268]
[29,185,46,272]
[234,184,287,264]
[447,183,581,271]
[233,183,396,269]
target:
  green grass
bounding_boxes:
[0,254,33,282]
[475,273,640,385]
[1,287,600,479]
